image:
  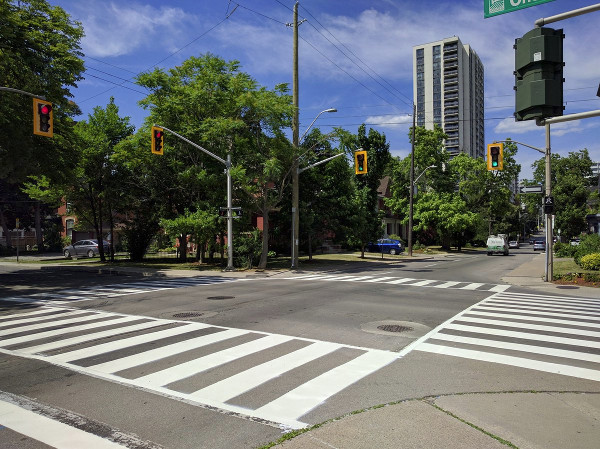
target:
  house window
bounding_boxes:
[66,219,74,239]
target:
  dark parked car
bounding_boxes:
[366,239,404,255]
[533,239,546,251]
[63,239,110,258]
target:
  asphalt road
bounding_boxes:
[0,248,598,448]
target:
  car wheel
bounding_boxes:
[487,252,492,256]
[389,248,397,255]
[87,250,95,258]
[64,250,71,258]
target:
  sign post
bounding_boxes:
[485,0,555,18]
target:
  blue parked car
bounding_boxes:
[366,239,404,255]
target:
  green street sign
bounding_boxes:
[485,0,555,18]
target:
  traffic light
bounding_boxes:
[151,126,164,155]
[354,150,367,175]
[33,98,53,137]
[514,27,564,121]
[487,143,503,171]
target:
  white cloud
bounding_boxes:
[365,114,412,128]
[80,3,190,57]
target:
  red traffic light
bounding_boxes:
[151,126,164,155]
[33,99,53,137]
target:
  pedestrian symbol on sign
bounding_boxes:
[544,196,554,214]
[489,0,504,14]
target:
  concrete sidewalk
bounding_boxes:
[267,254,600,449]
[273,392,600,449]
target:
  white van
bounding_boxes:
[486,235,509,256]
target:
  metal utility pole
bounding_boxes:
[154,125,234,271]
[407,104,416,257]
[291,1,300,269]
[544,123,553,281]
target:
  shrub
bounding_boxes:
[575,234,600,265]
[554,242,577,258]
[580,253,600,271]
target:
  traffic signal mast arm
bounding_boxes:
[493,140,544,154]
[153,124,228,166]
[153,124,234,271]
[298,152,344,174]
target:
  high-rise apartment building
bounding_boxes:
[413,37,484,159]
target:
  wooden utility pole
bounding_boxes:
[291,2,300,268]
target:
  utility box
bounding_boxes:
[514,27,564,121]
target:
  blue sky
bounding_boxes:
[51,0,600,179]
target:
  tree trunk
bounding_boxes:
[308,230,313,261]
[258,203,269,269]
[35,202,43,252]
[0,207,12,248]
[178,234,187,263]
[108,202,115,262]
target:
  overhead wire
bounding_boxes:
[299,4,414,108]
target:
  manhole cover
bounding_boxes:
[207,296,235,300]
[172,312,205,318]
[377,324,414,333]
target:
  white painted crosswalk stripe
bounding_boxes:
[0,276,244,305]
[253,350,398,429]
[412,290,600,382]
[281,274,509,292]
[134,334,295,387]
[0,306,399,429]
[190,341,342,403]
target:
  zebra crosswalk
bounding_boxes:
[0,276,243,305]
[411,290,600,382]
[0,306,397,429]
[281,273,510,292]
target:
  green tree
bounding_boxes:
[531,149,594,239]
[0,0,84,247]
[339,125,391,256]
[135,54,294,268]
[68,98,134,261]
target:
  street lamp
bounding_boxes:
[291,108,337,269]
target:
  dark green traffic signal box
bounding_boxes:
[514,27,564,122]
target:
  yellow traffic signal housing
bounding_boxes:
[487,143,503,171]
[354,150,367,175]
[33,98,53,137]
[151,126,164,155]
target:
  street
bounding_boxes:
[0,249,599,448]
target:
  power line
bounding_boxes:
[79,12,234,104]
[299,4,413,107]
